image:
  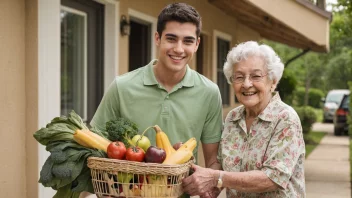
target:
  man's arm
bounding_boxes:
[202,142,221,170]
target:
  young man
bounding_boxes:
[81,3,223,198]
[91,3,222,170]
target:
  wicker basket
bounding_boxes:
[87,157,193,198]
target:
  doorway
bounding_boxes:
[196,34,205,75]
[129,19,152,71]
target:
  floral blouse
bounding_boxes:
[218,93,305,198]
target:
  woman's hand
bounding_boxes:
[200,187,222,198]
[182,164,219,196]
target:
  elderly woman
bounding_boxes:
[182,41,305,197]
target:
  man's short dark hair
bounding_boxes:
[157,3,202,37]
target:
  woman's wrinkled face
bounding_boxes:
[232,56,275,111]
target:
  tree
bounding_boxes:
[300,53,327,105]
[325,3,352,90]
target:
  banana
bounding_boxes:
[153,125,176,157]
[153,125,197,165]
[162,149,193,165]
[178,137,197,152]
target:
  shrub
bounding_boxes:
[293,87,305,106]
[308,88,325,108]
[348,82,352,136]
[277,70,297,105]
[293,87,324,108]
[294,106,318,134]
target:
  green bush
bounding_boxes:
[293,87,324,108]
[308,88,325,108]
[294,106,318,134]
[277,69,297,105]
[348,82,352,136]
[293,87,305,106]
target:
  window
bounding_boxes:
[61,0,104,122]
[61,7,87,119]
[217,38,230,106]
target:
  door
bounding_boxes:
[196,34,205,74]
[60,0,104,122]
[129,19,152,71]
[217,38,230,106]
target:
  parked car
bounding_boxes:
[333,93,350,136]
[322,89,350,123]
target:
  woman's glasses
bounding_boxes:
[230,73,268,84]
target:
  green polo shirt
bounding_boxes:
[90,60,223,162]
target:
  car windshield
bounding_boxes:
[341,95,350,109]
[326,92,346,103]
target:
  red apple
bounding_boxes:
[145,146,166,163]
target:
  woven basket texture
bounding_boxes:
[87,157,192,198]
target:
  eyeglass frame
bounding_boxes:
[229,73,269,84]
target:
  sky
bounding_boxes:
[326,0,338,12]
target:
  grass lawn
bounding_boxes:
[304,131,327,158]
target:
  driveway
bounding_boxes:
[305,122,351,198]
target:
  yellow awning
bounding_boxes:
[209,0,331,52]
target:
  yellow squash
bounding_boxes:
[73,129,110,152]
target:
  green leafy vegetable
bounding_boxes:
[33,110,107,198]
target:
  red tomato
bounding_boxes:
[125,146,145,162]
[107,141,126,160]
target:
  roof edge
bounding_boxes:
[295,0,332,21]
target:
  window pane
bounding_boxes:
[217,38,230,105]
[60,8,87,120]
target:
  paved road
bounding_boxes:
[305,122,351,198]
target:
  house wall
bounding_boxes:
[25,0,39,197]
[0,0,27,197]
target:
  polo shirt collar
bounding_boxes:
[181,66,194,87]
[143,59,194,87]
[230,92,281,122]
[143,60,159,86]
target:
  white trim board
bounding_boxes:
[38,1,60,197]
[212,30,232,82]
[97,0,119,91]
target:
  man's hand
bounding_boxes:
[182,164,218,196]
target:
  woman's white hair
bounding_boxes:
[223,41,284,85]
